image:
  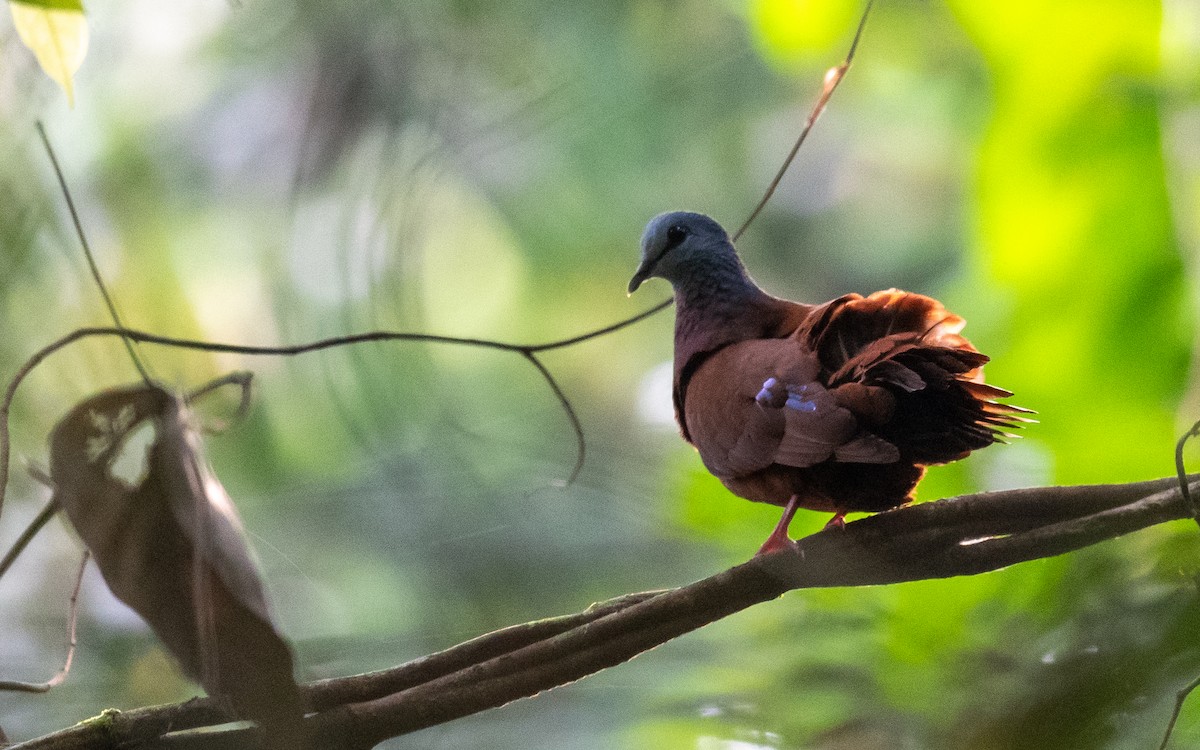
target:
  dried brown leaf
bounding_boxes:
[49,383,305,746]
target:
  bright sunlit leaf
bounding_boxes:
[8,0,88,106]
[952,0,1189,485]
[749,0,858,63]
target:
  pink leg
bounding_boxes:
[756,495,802,555]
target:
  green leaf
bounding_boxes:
[951,0,1189,484]
[8,0,88,105]
[748,0,860,63]
[10,0,83,11]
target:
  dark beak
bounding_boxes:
[627,260,653,295]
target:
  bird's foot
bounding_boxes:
[755,494,802,556]
[756,529,800,555]
[823,512,846,530]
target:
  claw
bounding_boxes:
[823,512,846,530]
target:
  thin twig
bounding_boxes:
[506,2,873,356]
[0,497,60,580]
[521,298,673,352]
[732,0,874,242]
[35,123,152,386]
[0,323,613,524]
[1161,674,1200,750]
[186,371,253,405]
[1174,418,1200,529]
[185,371,255,435]
[0,550,89,693]
[1157,419,1200,749]
[519,352,585,481]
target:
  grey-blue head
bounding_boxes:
[628,211,742,295]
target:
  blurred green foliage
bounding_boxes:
[1,1,1199,748]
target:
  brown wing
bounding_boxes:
[683,337,899,483]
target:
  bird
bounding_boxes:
[628,211,1029,554]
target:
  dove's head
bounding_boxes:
[628,212,740,295]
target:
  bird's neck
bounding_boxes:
[673,254,762,309]
[670,263,796,379]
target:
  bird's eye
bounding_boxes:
[666,225,687,246]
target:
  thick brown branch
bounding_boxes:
[11,477,1196,750]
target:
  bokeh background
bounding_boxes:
[3,0,1200,747]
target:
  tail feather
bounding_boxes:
[800,289,1030,467]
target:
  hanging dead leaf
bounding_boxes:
[48,383,306,746]
[8,0,88,106]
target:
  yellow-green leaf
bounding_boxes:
[9,0,88,106]
[12,0,83,10]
